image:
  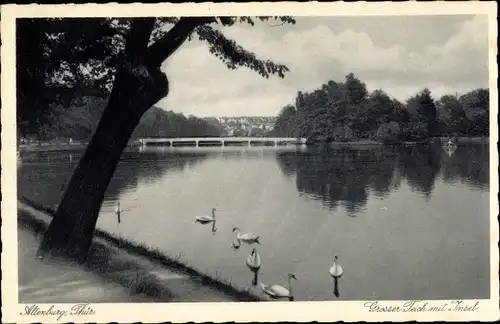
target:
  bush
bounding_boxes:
[376,121,401,143]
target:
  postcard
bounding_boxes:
[1,2,498,323]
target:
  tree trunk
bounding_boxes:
[36,17,205,263]
[37,62,169,263]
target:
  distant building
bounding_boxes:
[202,116,277,137]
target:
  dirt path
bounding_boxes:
[18,226,150,303]
[18,203,239,303]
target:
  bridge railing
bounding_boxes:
[138,137,307,147]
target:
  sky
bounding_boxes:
[158,15,490,117]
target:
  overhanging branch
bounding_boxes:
[196,25,290,79]
[146,17,213,67]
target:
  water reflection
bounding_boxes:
[276,147,399,216]
[275,144,489,215]
[19,144,489,220]
[114,202,122,224]
[398,145,442,199]
[17,149,211,209]
[251,269,260,287]
[231,239,241,250]
[333,277,340,298]
[440,144,489,190]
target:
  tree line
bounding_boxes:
[271,73,489,143]
[18,95,223,142]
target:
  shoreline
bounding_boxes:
[305,136,489,146]
[16,136,489,153]
[18,142,140,153]
[18,197,265,303]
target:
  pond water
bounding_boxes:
[18,143,490,301]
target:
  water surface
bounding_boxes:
[18,143,490,301]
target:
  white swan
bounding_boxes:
[114,202,122,214]
[114,202,122,223]
[329,255,343,279]
[195,208,217,224]
[260,273,297,299]
[246,248,261,271]
[443,139,457,148]
[233,227,260,244]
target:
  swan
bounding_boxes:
[233,227,260,244]
[232,239,241,249]
[260,273,297,299]
[195,208,217,224]
[246,248,261,271]
[114,202,121,214]
[329,255,343,279]
[114,202,122,223]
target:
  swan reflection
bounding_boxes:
[332,277,340,298]
[231,239,241,249]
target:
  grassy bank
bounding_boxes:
[18,142,141,153]
[433,136,489,144]
[18,143,88,153]
[305,136,489,147]
[18,197,264,302]
[304,139,382,147]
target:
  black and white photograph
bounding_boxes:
[1,2,498,323]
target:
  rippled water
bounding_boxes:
[18,143,490,301]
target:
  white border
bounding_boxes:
[1,2,498,323]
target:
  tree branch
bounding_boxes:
[196,25,290,79]
[125,18,157,60]
[146,17,213,67]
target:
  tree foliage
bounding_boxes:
[133,109,222,138]
[273,73,489,143]
[22,95,223,141]
[17,16,295,138]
